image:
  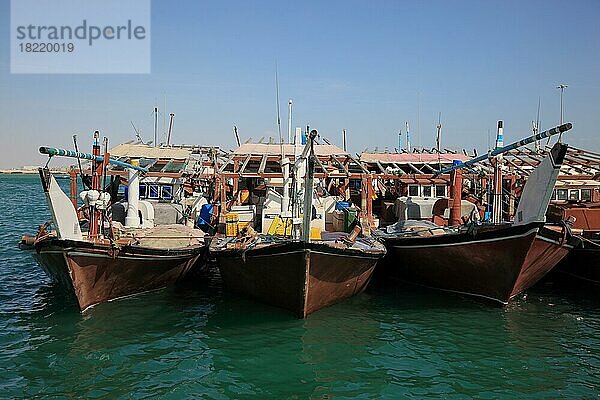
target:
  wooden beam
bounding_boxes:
[238,154,252,175]
[258,154,268,173]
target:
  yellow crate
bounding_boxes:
[226,212,239,223]
[226,221,239,237]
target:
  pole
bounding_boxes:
[287,99,293,144]
[397,129,402,152]
[436,113,442,154]
[125,159,140,228]
[69,167,78,209]
[72,134,88,189]
[89,131,102,239]
[167,113,175,146]
[302,130,317,243]
[342,129,347,152]
[39,147,148,172]
[435,123,572,175]
[492,121,504,223]
[405,121,411,152]
[557,84,567,142]
[449,165,463,226]
[233,125,241,147]
[436,113,442,170]
[153,106,158,147]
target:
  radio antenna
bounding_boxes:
[275,61,284,157]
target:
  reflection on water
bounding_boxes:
[1,174,599,398]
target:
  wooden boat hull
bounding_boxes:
[380,223,576,304]
[512,225,576,296]
[556,244,600,284]
[214,242,383,318]
[29,237,205,311]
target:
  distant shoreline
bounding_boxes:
[0,170,68,176]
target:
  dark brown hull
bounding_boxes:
[512,226,576,296]
[214,241,383,318]
[556,244,600,284]
[30,238,205,311]
[380,223,575,304]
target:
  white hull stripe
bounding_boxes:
[391,228,539,249]
[39,249,196,261]
[220,248,383,260]
[535,234,574,249]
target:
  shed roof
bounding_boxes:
[233,143,347,157]
[360,152,471,164]
[110,143,192,160]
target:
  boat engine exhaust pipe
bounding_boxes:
[449,161,463,226]
[125,159,140,228]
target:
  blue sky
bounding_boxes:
[1,0,599,168]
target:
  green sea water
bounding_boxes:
[1,173,599,399]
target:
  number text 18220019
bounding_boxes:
[19,43,74,52]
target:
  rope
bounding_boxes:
[576,235,600,248]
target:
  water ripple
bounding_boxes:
[0,174,599,398]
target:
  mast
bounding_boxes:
[302,130,317,243]
[492,121,504,224]
[343,129,347,152]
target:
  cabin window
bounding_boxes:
[161,185,173,199]
[148,185,160,199]
[556,189,568,201]
[581,189,592,202]
[551,189,556,200]
[422,185,432,198]
[435,185,446,197]
[569,189,580,201]
[408,185,419,197]
[139,184,147,199]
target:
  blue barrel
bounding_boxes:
[335,201,351,211]
[197,204,214,231]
